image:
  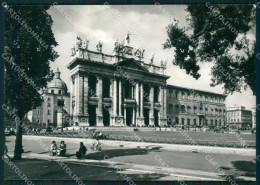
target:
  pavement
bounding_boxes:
[4,135,256,181]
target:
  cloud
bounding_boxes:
[47,5,256,110]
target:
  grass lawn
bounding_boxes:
[100,130,256,147]
[29,129,256,148]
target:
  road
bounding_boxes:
[4,135,256,181]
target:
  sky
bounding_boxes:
[47,5,256,110]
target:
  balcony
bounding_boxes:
[154,102,161,110]
[103,97,112,103]
[124,98,136,108]
[88,96,98,105]
[143,101,151,108]
[124,98,136,104]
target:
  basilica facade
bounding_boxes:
[67,35,169,127]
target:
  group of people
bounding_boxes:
[50,140,67,156]
[50,140,87,159]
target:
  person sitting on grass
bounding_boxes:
[57,141,66,156]
[50,141,57,156]
[76,142,87,159]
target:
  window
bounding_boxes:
[58,90,62,94]
[182,92,185,99]
[175,91,178,98]
[205,119,208,125]
[47,110,51,115]
[187,118,190,125]
[51,90,54,93]
[181,105,185,113]
[47,98,51,101]
[187,106,191,114]
[175,105,179,113]
[37,109,40,114]
[193,106,197,114]
[194,119,197,125]
[48,119,50,124]
[211,120,213,125]
[175,118,179,124]
[215,120,218,126]
[169,90,173,98]
[37,119,40,123]
[169,104,173,113]
[47,103,51,107]
[181,118,185,125]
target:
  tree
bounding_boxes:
[163,4,256,95]
[4,5,58,160]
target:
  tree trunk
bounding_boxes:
[13,117,23,160]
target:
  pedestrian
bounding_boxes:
[58,141,66,156]
[4,145,12,160]
[76,142,87,159]
[50,141,57,156]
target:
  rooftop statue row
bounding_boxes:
[70,34,167,72]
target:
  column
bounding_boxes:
[113,78,117,125]
[74,74,78,116]
[119,79,122,116]
[110,78,114,126]
[163,87,167,117]
[149,85,154,126]
[70,76,74,117]
[162,86,167,125]
[83,75,89,126]
[140,83,143,117]
[124,108,126,126]
[135,82,139,117]
[78,74,83,115]
[97,76,103,126]
[133,108,136,126]
[158,86,161,126]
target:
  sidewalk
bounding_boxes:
[24,135,255,156]
[6,152,255,181]
[6,153,222,181]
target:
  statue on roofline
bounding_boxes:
[96,41,103,53]
[113,39,120,52]
[82,38,90,50]
[71,45,76,56]
[125,32,131,45]
[150,54,155,65]
[75,36,82,51]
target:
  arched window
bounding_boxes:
[187,118,190,125]
[175,91,179,98]
[181,118,185,125]
[193,106,197,114]
[182,92,185,99]
[169,104,173,113]
[175,105,179,113]
[181,105,186,113]
[187,106,191,114]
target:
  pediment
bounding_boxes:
[116,58,149,73]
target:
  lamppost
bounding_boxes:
[58,97,65,132]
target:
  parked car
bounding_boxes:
[5,127,15,136]
[46,127,53,132]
